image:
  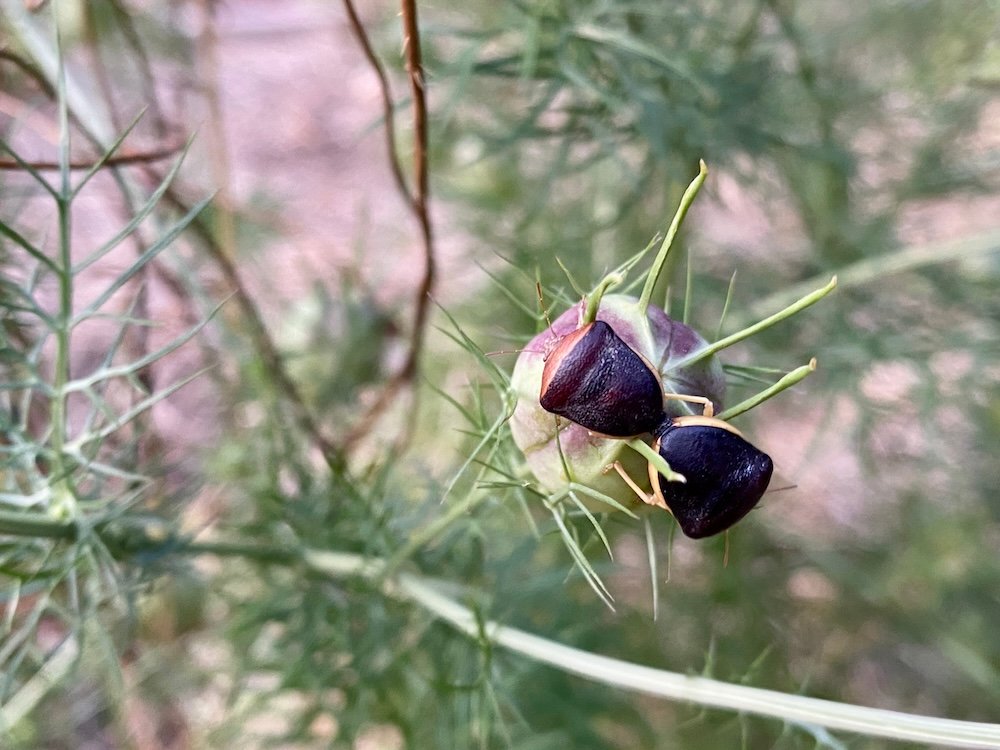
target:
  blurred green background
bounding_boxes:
[1,0,999,748]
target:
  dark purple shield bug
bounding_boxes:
[539,320,665,438]
[648,416,773,538]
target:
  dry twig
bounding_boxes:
[339,0,437,452]
[340,0,414,206]
[0,140,185,170]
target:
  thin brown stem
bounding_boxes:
[0,49,57,99]
[182,205,345,471]
[340,0,414,206]
[399,0,435,379]
[339,0,437,451]
[197,0,237,261]
[0,141,185,170]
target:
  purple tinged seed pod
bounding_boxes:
[510,294,726,505]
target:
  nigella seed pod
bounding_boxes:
[539,320,665,437]
[649,419,773,538]
[510,294,726,505]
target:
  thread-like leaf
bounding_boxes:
[72,138,198,275]
[70,108,148,197]
[74,195,213,322]
[0,218,58,274]
[64,299,225,394]
[547,503,614,609]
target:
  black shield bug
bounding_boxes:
[607,395,773,539]
[539,320,666,438]
[647,415,773,538]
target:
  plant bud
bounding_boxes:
[510,294,725,504]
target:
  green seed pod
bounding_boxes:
[510,294,726,504]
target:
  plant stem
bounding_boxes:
[196,0,236,261]
[0,510,76,540]
[341,0,412,207]
[341,0,437,452]
[626,438,685,483]
[733,230,1000,328]
[183,539,300,565]
[0,513,298,566]
[3,0,343,473]
[717,358,817,421]
[669,276,837,371]
[582,272,624,324]
[50,13,76,518]
[643,516,658,621]
[304,550,1000,750]
[379,488,493,580]
[637,160,707,317]
[714,269,738,341]
[0,143,181,171]
[0,634,79,733]
[2,511,996,747]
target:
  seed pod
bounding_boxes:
[510,294,726,505]
[539,320,665,437]
[649,418,773,538]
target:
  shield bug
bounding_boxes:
[609,396,773,538]
[539,319,666,438]
[648,417,773,538]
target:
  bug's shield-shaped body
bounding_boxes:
[540,320,665,437]
[651,420,773,538]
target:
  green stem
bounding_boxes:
[643,516,659,621]
[582,272,624,325]
[0,633,79,733]
[182,539,300,565]
[3,511,997,747]
[681,249,694,324]
[637,160,707,317]
[732,230,1000,328]
[0,512,299,567]
[379,489,493,581]
[626,438,684,484]
[714,269,738,341]
[304,550,1000,749]
[0,510,76,540]
[669,276,837,372]
[718,358,817,421]
[50,14,76,518]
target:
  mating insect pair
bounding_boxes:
[539,319,773,539]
